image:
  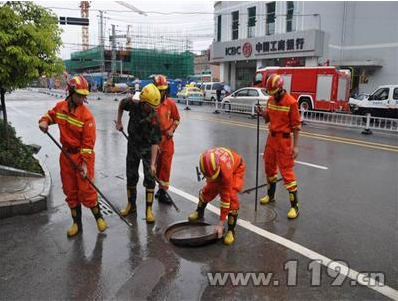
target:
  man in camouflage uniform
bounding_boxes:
[115,83,161,223]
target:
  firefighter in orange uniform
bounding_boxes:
[188,147,246,246]
[153,75,180,205]
[39,75,107,237]
[256,74,301,219]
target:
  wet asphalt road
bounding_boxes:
[0,90,397,300]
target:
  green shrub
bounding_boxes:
[0,120,43,174]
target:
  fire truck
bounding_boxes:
[253,67,351,112]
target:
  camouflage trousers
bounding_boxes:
[126,141,156,189]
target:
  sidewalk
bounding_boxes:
[0,158,51,219]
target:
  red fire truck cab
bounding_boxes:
[254,67,351,112]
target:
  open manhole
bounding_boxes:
[164,220,221,247]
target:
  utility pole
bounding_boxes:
[111,24,116,76]
[98,10,105,80]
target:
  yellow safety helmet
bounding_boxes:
[139,83,161,108]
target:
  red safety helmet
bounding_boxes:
[199,149,220,180]
[265,74,284,96]
[153,74,168,91]
[67,75,89,96]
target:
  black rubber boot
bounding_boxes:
[224,210,238,246]
[146,188,155,223]
[158,189,172,205]
[120,187,137,216]
[67,205,82,237]
[188,198,207,221]
[260,181,276,205]
[287,190,299,219]
[91,203,108,232]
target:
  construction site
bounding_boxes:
[63,2,195,87]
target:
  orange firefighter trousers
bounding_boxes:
[60,152,97,208]
[264,134,296,191]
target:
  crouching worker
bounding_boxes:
[188,147,246,246]
[38,75,107,237]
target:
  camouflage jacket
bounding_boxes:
[120,98,161,150]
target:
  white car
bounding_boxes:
[349,93,369,113]
[221,87,269,116]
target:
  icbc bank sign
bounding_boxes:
[225,42,252,58]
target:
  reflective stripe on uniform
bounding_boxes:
[56,113,84,127]
[268,103,290,112]
[267,175,278,183]
[80,148,93,154]
[157,179,169,186]
[44,113,53,123]
[220,200,230,209]
[285,181,297,190]
[220,147,235,166]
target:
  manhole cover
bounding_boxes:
[164,220,220,247]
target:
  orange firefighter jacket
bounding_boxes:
[264,93,301,133]
[39,100,96,163]
[156,97,180,141]
[203,148,244,220]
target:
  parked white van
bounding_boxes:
[201,82,226,101]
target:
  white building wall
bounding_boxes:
[214,1,398,94]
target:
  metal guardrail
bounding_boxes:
[301,110,398,134]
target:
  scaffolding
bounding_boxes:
[64,26,194,79]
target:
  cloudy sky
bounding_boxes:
[35,1,215,59]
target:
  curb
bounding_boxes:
[0,156,52,219]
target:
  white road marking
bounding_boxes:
[295,160,329,170]
[259,153,329,170]
[167,184,398,300]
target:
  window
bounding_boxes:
[236,89,248,97]
[217,15,222,42]
[254,72,263,84]
[370,88,389,101]
[247,6,256,38]
[261,89,269,96]
[232,11,239,40]
[206,84,211,90]
[286,1,295,32]
[393,88,398,100]
[247,89,259,97]
[266,2,276,35]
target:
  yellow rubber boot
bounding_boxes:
[223,211,238,246]
[260,181,276,205]
[223,230,235,246]
[188,211,200,222]
[91,203,108,233]
[96,217,108,232]
[67,205,82,237]
[146,189,155,224]
[287,190,299,219]
[67,223,80,237]
[120,203,132,216]
[188,197,207,222]
[120,187,137,216]
[260,195,275,205]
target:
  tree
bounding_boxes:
[0,1,63,138]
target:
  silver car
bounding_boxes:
[221,87,269,116]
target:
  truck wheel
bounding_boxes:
[211,97,215,102]
[299,99,312,111]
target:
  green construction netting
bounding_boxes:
[64,47,194,79]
